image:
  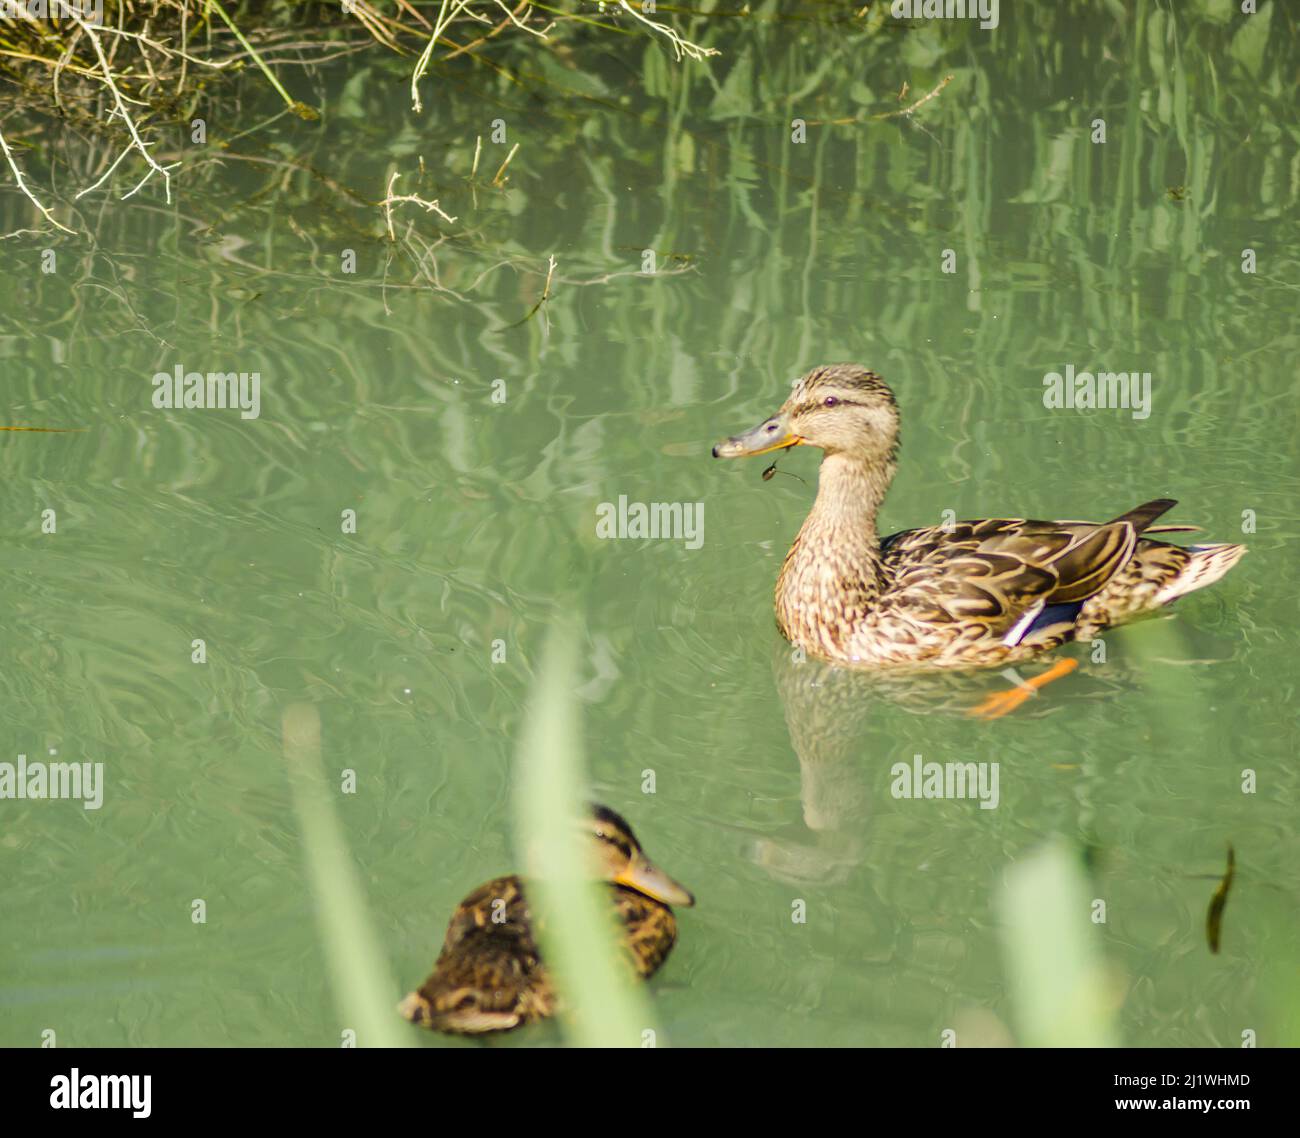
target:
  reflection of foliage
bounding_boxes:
[1,2,1291,353]
[1,1,1293,465]
[0,1,716,217]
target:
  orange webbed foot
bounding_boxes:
[968,658,1079,720]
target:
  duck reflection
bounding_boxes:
[747,644,876,886]
[747,619,1237,889]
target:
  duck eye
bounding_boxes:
[823,396,839,407]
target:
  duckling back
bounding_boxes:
[398,875,555,1034]
[399,877,679,1035]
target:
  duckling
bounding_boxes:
[398,804,693,1034]
[713,364,1245,681]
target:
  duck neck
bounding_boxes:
[804,451,890,562]
[776,451,893,651]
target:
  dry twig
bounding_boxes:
[0,123,75,235]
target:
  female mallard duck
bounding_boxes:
[398,804,693,1034]
[713,364,1245,705]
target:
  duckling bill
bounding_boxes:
[398,804,693,1035]
[713,364,1246,669]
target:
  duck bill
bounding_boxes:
[712,412,802,459]
[614,852,695,907]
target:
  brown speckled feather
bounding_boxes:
[399,876,678,1035]
[727,365,1247,669]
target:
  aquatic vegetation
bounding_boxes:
[502,624,687,1045]
[1206,844,1235,956]
[282,702,411,1047]
[0,1,719,219]
[999,841,1119,1048]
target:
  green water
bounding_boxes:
[2,3,1296,1047]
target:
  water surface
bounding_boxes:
[1,3,1296,1047]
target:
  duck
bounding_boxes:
[712,364,1245,707]
[397,803,693,1034]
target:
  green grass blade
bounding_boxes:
[998,839,1120,1048]
[282,702,410,1048]
[512,622,659,1048]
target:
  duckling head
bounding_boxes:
[584,803,695,907]
[712,363,899,465]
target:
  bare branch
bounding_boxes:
[618,0,719,62]
[74,16,180,202]
[0,124,75,235]
[382,171,457,240]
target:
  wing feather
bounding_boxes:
[878,500,1178,644]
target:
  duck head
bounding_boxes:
[584,803,694,907]
[712,363,899,466]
